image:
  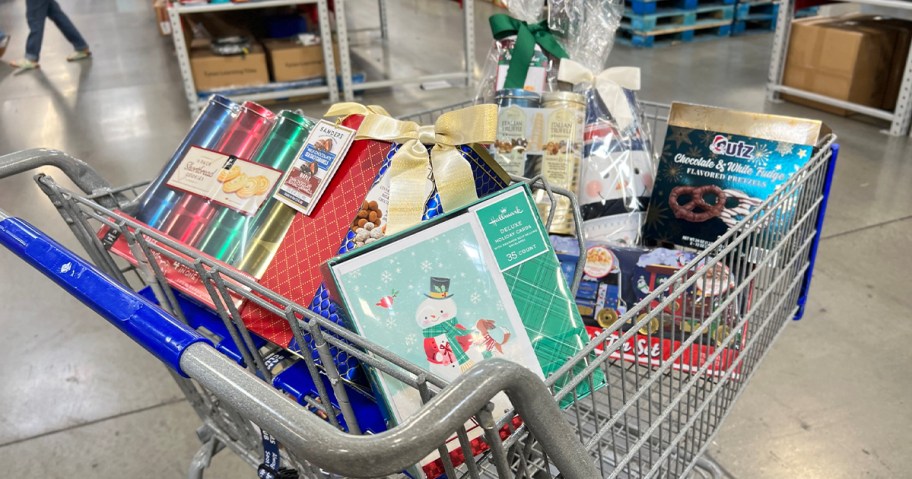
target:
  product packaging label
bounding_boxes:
[541,108,582,185]
[538,106,585,235]
[166,147,284,216]
[493,105,530,177]
[474,190,548,272]
[274,120,356,215]
[330,188,547,473]
[645,126,813,250]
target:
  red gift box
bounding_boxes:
[240,114,392,345]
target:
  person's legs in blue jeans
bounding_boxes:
[24,0,50,62]
[47,0,89,53]
[22,0,88,63]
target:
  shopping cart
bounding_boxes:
[0,101,838,479]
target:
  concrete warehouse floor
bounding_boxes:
[0,0,910,477]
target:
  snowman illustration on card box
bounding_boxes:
[417,277,510,380]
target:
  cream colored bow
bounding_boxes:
[354,104,498,234]
[325,102,391,119]
[558,60,641,130]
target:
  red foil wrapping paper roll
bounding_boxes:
[161,102,276,245]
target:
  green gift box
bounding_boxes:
[322,183,603,470]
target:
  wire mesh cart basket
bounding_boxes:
[0,100,838,479]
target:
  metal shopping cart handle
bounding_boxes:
[0,149,125,209]
[0,209,598,478]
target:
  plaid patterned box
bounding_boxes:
[324,183,603,476]
[324,183,604,409]
[239,113,389,362]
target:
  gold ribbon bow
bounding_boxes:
[325,102,391,119]
[558,60,641,130]
[354,104,498,235]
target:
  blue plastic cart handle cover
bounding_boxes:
[0,216,208,376]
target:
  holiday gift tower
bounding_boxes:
[323,183,604,478]
[487,13,568,95]
[644,102,830,250]
[475,0,576,104]
[475,0,623,103]
[239,103,511,381]
[483,1,629,238]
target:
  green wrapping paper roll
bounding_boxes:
[195,110,314,265]
[235,201,298,277]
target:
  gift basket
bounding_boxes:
[0,0,839,477]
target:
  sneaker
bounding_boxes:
[0,35,9,58]
[9,58,39,74]
[66,50,91,62]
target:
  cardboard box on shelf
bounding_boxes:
[853,16,912,110]
[190,44,269,91]
[262,38,340,83]
[154,0,171,36]
[782,16,898,116]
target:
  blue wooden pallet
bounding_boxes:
[734,1,779,19]
[732,16,777,34]
[624,4,735,31]
[731,1,778,34]
[627,0,734,15]
[619,21,733,47]
[795,5,818,17]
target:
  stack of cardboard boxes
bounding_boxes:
[184,14,339,92]
[190,44,270,91]
[262,38,340,83]
[783,14,912,116]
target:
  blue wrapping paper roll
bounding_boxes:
[136,95,239,228]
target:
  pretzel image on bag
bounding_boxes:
[669,185,726,223]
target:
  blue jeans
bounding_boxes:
[25,0,89,61]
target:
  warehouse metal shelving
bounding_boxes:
[767,0,912,136]
[168,0,340,114]
[333,0,476,101]
[167,0,473,112]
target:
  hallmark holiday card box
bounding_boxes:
[644,102,829,250]
[323,184,603,476]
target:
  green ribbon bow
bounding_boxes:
[489,13,569,90]
[422,317,470,365]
